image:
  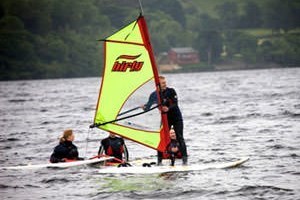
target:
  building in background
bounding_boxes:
[168,47,200,65]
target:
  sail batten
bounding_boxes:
[92,15,169,152]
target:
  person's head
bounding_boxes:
[60,129,74,143]
[159,76,167,91]
[109,132,116,138]
[169,129,176,140]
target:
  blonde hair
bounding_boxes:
[59,129,73,143]
[159,75,165,79]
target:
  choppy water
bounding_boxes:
[0,68,299,200]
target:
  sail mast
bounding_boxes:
[138,0,144,15]
[137,16,170,150]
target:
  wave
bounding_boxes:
[8,99,33,103]
[201,112,213,117]
[282,110,300,118]
[236,185,293,192]
[0,184,23,189]
[0,138,20,142]
[41,178,71,184]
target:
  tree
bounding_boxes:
[224,31,257,63]
[240,2,262,28]
[148,12,185,52]
[0,30,40,79]
[8,0,52,35]
[263,0,298,33]
[0,16,24,31]
[195,31,223,65]
[144,0,186,27]
[269,35,300,66]
[194,14,223,65]
[215,2,240,30]
[0,2,5,20]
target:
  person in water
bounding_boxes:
[50,129,83,163]
[143,76,188,165]
[163,129,182,166]
[98,132,129,163]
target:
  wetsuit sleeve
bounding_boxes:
[167,88,178,111]
[98,144,104,155]
[123,144,129,162]
[49,145,66,163]
[50,153,63,163]
[119,138,129,161]
[144,91,158,111]
[69,144,79,158]
[98,140,105,155]
[120,138,125,145]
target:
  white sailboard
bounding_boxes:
[97,157,249,174]
[1,157,113,170]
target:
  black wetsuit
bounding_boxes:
[50,141,80,163]
[162,139,182,158]
[98,136,129,161]
[144,87,187,162]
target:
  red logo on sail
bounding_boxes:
[112,54,144,72]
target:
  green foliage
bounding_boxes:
[0,0,112,80]
[215,2,240,30]
[0,0,299,80]
[257,34,300,66]
[149,12,186,52]
[240,2,262,28]
[263,0,299,32]
[0,16,24,30]
[0,2,5,20]
[195,30,223,65]
[195,13,223,64]
[224,31,257,63]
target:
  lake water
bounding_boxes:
[0,68,299,199]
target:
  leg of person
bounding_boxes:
[157,151,163,166]
[170,153,175,166]
[173,120,188,165]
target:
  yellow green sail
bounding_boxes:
[92,16,169,152]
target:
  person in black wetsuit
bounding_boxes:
[50,129,83,163]
[98,132,129,162]
[143,76,187,165]
[164,129,182,166]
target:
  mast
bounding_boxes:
[138,0,144,16]
[137,16,170,150]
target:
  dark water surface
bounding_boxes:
[0,68,299,199]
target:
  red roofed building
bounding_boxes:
[168,47,199,65]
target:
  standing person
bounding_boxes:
[50,129,83,163]
[143,76,187,165]
[98,132,129,163]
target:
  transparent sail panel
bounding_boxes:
[117,79,161,132]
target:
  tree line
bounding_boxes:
[193,0,300,67]
[0,0,299,80]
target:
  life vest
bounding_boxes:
[162,139,182,159]
[105,138,124,161]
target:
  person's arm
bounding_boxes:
[50,145,65,163]
[68,145,79,159]
[143,91,158,111]
[166,88,179,111]
[123,144,129,162]
[50,153,63,163]
[98,140,105,155]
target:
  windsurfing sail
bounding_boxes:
[90,15,169,152]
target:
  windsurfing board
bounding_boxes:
[97,157,249,174]
[1,157,114,170]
